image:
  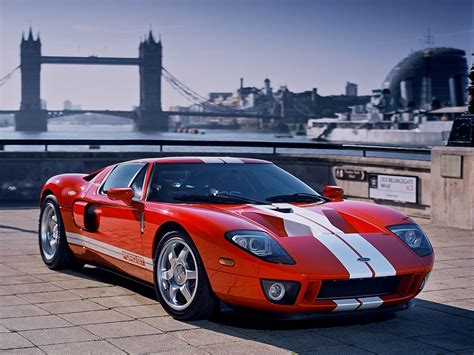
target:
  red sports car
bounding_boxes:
[39,157,433,320]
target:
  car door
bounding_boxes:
[85,162,149,259]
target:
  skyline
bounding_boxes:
[0,0,472,110]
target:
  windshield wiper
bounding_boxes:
[265,193,328,203]
[173,194,268,205]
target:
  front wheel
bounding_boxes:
[153,231,217,320]
[39,195,74,270]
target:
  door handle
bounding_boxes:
[140,211,145,234]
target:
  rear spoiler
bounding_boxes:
[83,168,105,181]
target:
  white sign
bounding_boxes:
[368,174,417,203]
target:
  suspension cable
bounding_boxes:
[162,66,277,114]
[0,65,20,87]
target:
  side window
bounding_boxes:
[100,163,145,193]
[130,164,149,199]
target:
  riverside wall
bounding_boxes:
[0,151,431,219]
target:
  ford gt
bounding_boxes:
[39,157,434,320]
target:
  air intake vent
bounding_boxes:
[317,276,400,300]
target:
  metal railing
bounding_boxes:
[0,138,432,159]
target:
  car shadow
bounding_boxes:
[57,264,157,299]
[58,264,474,352]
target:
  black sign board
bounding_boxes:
[335,168,367,181]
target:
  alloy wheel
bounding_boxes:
[157,237,199,310]
[40,203,59,261]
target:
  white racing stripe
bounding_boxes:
[290,205,344,234]
[200,157,224,164]
[333,299,360,312]
[332,296,383,312]
[287,205,396,277]
[67,232,153,271]
[357,296,383,310]
[337,234,396,277]
[253,205,373,278]
[220,157,244,164]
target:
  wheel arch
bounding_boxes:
[152,221,189,259]
[40,189,55,205]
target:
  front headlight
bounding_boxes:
[225,230,295,264]
[387,224,433,257]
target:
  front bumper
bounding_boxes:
[209,267,430,314]
[220,299,415,320]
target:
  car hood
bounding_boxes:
[216,201,425,278]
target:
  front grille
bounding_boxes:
[317,276,400,300]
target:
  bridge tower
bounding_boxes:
[15,28,48,131]
[136,31,167,131]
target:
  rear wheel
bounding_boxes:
[39,195,74,270]
[153,231,217,320]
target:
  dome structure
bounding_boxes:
[382,47,468,109]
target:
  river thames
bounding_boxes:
[0,123,432,161]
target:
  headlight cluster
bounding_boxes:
[387,224,433,257]
[225,230,295,264]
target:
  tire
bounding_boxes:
[153,230,217,320]
[39,195,74,270]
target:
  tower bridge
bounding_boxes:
[0,29,281,131]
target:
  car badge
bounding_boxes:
[357,257,371,262]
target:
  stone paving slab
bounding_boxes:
[39,340,125,355]
[0,208,473,354]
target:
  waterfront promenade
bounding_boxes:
[0,207,473,354]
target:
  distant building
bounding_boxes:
[270,86,370,123]
[383,47,468,110]
[63,100,72,110]
[63,99,82,110]
[40,99,47,110]
[171,78,371,125]
[345,82,358,96]
[208,93,232,102]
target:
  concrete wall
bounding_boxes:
[431,147,474,229]
[274,155,431,218]
[0,151,431,219]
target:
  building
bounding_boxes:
[345,82,358,96]
[63,100,72,110]
[382,47,468,110]
[169,77,371,127]
[209,79,370,123]
[63,100,82,111]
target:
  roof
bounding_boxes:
[129,157,271,164]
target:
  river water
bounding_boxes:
[0,123,430,160]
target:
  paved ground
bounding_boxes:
[0,208,473,354]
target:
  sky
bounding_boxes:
[0,0,472,110]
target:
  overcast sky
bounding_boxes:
[0,0,472,110]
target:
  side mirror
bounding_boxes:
[107,187,134,205]
[322,185,344,199]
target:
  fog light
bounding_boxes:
[261,279,300,305]
[268,282,285,301]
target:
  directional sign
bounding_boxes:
[335,168,367,181]
[368,173,418,204]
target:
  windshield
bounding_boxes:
[146,163,319,203]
